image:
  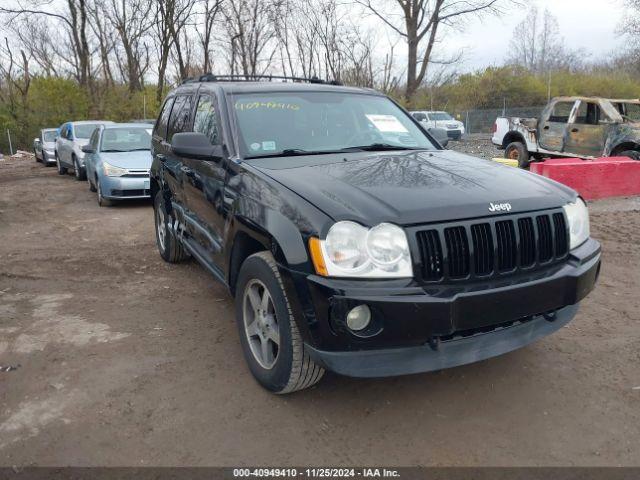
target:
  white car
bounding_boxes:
[55,120,114,180]
[411,111,465,140]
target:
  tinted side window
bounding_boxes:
[155,97,175,140]
[167,95,193,143]
[193,95,220,145]
[413,113,426,122]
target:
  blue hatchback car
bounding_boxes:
[83,123,153,206]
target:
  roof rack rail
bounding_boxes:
[180,74,342,86]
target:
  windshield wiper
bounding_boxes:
[101,149,128,152]
[245,148,344,160]
[340,143,426,152]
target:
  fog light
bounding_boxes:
[346,305,371,332]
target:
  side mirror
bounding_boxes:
[34,138,40,143]
[81,145,94,154]
[171,132,223,160]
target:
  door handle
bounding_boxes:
[543,126,550,130]
[571,128,579,133]
[180,166,194,177]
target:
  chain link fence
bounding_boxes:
[449,106,546,135]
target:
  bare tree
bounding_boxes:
[0,0,94,90]
[356,0,510,105]
[104,0,152,91]
[222,0,279,76]
[152,0,194,102]
[507,6,584,74]
[195,0,225,74]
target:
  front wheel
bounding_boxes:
[56,154,67,175]
[88,173,97,192]
[235,252,324,394]
[73,156,86,181]
[153,190,188,262]
[96,179,112,207]
[505,141,530,169]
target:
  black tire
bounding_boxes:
[505,141,530,169]
[73,156,86,181]
[34,150,40,162]
[96,179,112,207]
[88,173,97,192]
[153,190,188,262]
[619,150,640,160]
[235,251,324,394]
[56,154,67,175]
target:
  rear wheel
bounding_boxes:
[153,190,188,262]
[56,154,67,175]
[620,150,640,160]
[235,251,324,394]
[505,141,530,169]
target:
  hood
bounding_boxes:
[100,150,152,169]
[250,150,576,226]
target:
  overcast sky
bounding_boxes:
[442,0,624,71]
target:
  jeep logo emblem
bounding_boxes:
[489,202,512,213]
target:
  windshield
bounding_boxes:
[101,127,151,152]
[75,124,102,139]
[429,112,454,121]
[43,131,57,142]
[232,92,437,159]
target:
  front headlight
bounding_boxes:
[103,162,127,177]
[563,198,590,250]
[311,221,413,278]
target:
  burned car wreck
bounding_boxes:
[493,96,640,167]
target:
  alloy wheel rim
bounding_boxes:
[242,279,280,369]
[157,208,166,252]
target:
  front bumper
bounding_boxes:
[101,175,151,200]
[307,305,577,377]
[292,238,601,378]
[43,151,56,163]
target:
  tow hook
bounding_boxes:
[544,311,558,322]
[427,337,440,351]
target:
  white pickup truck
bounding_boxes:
[492,96,640,168]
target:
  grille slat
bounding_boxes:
[417,230,444,281]
[444,227,470,278]
[496,220,517,271]
[537,215,553,263]
[518,218,536,267]
[471,224,493,276]
[416,210,568,283]
[553,213,569,257]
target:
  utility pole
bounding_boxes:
[6,129,13,156]
[143,95,147,119]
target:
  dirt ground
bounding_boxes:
[1,153,639,467]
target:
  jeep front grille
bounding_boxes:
[415,209,569,283]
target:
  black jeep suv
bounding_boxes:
[150,75,601,393]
